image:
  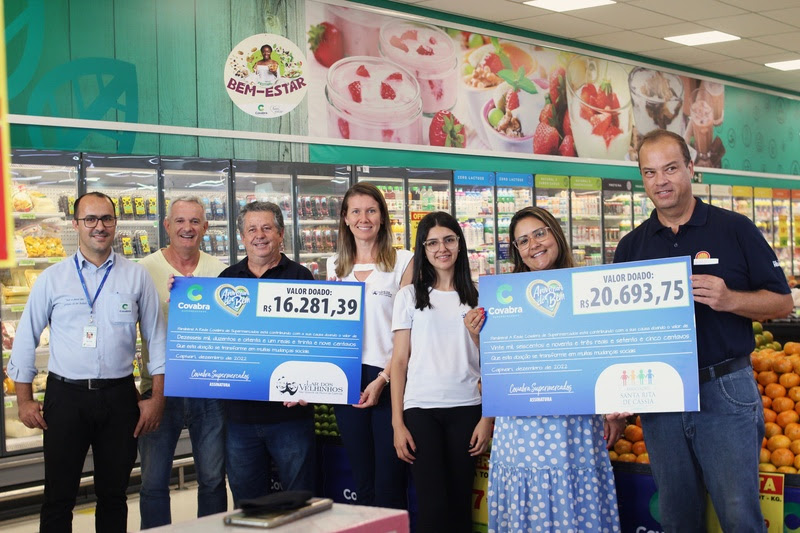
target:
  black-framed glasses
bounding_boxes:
[76,215,117,228]
[513,227,551,250]
[422,235,460,251]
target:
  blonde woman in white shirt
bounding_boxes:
[326,182,413,509]
[391,211,493,532]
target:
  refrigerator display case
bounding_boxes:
[231,160,294,264]
[161,158,231,265]
[83,154,161,261]
[534,175,570,243]
[773,188,791,276]
[602,179,632,264]
[570,176,602,267]
[692,183,710,203]
[753,187,773,244]
[710,184,733,210]
[295,164,352,280]
[454,171,496,281]
[793,190,800,277]
[495,173,533,273]
[3,151,80,455]
[733,185,754,221]
[632,182,654,229]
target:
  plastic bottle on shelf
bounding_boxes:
[475,220,484,246]
[484,217,494,245]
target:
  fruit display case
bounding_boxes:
[495,173,533,274]
[601,179,632,265]
[691,182,710,204]
[710,183,733,211]
[774,189,792,277]
[454,171,496,281]
[2,150,80,455]
[733,185,755,221]
[570,176,602,267]
[754,187,774,245]
[535,174,571,241]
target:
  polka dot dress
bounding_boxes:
[487,415,621,533]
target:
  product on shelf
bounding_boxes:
[24,269,40,288]
[22,236,66,258]
[133,230,151,258]
[118,195,134,220]
[5,416,42,438]
[32,372,47,392]
[3,373,15,395]
[115,230,135,257]
[2,285,30,305]
[11,187,33,212]
[133,196,147,219]
[2,322,16,350]
[147,196,158,220]
[30,191,58,214]
[58,194,75,217]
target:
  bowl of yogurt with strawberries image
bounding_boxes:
[461,38,536,145]
[565,56,632,160]
[481,73,546,153]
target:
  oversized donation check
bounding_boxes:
[165,277,364,404]
[479,257,700,416]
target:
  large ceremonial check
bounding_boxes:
[479,257,700,416]
[165,277,364,404]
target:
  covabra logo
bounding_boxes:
[526,279,565,317]
[496,284,513,304]
[486,283,522,316]
[178,284,211,311]
[215,284,251,317]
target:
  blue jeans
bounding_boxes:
[335,364,408,508]
[138,397,227,529]
[640,366,765,533]
[226,418,316,507]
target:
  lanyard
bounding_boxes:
[74,254,113,317]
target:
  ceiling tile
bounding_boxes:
[628,0,746,20]
[412,0,547,22]
[738,69,800,89]
[580,30,675,52]
[700,39,786,59]
[722,0,800,9]
[747,51,800,64]
[761,7,800,26]
[636,22,714,39]
[567,4,682,30]
[753,31,800,51]
[509,13,619,39]
[643,46,731,65]
[692,58,771,76]
[697,13,796,38]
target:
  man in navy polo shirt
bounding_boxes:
[613,129,792,532]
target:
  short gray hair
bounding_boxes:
[167,195,206,221]
[237,201,284,235]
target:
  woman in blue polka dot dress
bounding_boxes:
[466,207,624,532]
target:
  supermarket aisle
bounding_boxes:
[0,481,233,532]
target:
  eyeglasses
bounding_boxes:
[513,227,552,250]
[76,215,117,228]
[422,235,459,251]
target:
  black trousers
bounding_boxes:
[40,374,139,533]
[404,405,481,533]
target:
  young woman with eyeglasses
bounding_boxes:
[390,211,493,532]
[464,206,623,532]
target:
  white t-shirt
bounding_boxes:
[327,249,413,368]
[392,285,481,410]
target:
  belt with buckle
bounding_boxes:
[698,357,751,384]
[49,372,133,390]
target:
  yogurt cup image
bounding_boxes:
[325,4,387,57]
[481,81,546,154]
[325,56,423,144]
[378,20,458,116]
[566,56,632,160]
[689,90,714,159]
[700,80,724,126]
[460,41,537,146]
[628,67,684,138]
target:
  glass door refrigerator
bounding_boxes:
[570,176,602,267]
[534,175,570,243]
[793,190,800,277]
[2,151,80,456]
[753,187,773,244]
[355,167,452,252]
[295,164,352,280]
[454,171,496,281]
[161,158,232,265]
[632,182,654,229]
[83,154,161,262]
[772,188,791,277]
[231,160,294,265]
[495,173,533,273]
[692,183,710,203]
[602,179,632,264]
[710,184,733,210]
[733,185,754,221]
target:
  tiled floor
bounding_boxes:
[0,481,232,532]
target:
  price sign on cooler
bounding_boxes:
[257,282,362,321]
[572,261,690,314]
[478,257,699,417]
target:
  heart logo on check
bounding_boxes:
[526,279,565,317]
[215,284,251,317]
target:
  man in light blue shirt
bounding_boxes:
[7,192,167,533]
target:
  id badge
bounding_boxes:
[82,325,98,348]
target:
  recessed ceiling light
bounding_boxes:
[523,0,615,13]
[664,31,740,46]
[765,59,800,71]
